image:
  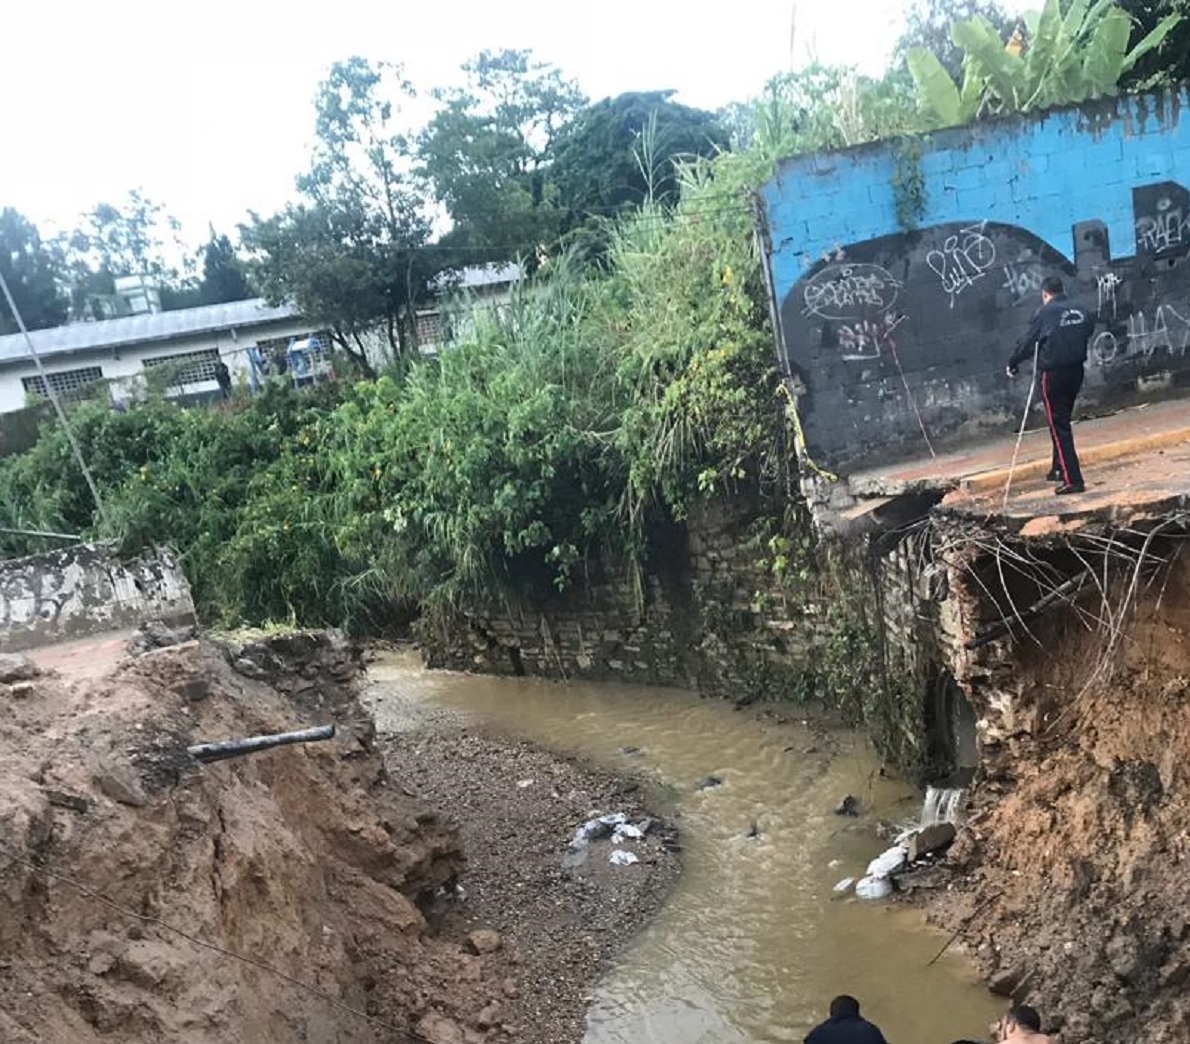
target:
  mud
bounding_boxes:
[924,548,1190,1044]
[0,631,678,1044]
[0,635,495,1043]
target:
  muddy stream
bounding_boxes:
[367,654,1002,1044]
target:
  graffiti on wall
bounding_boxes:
[775,179,1190,473]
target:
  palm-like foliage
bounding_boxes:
[909,0,1181,126]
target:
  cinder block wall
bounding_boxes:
[763,88,1190,474]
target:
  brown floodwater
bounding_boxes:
[366,653,1004,1044]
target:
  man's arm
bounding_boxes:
[1007,310,1044,373]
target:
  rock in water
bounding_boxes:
[866,845,907,878]
[834,795,860,817]
[695,775,723,791]
[907,822,957,862]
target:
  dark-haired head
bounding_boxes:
[1007,1005,1042,1032]
[1041,275,1064,298]
[829,995,861,1018]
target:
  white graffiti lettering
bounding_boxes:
[838,320,882,360]
[835,313,906,361]
[1135,195,1190,254]
[1090,330,1121,367]
[1096,272,1122,319]
[1091,304,1190,367]
[1127,305,1190,357]
[802,263,902,320]
[1001,263,1043,301]
[926,222,997,308]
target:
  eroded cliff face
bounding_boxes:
[0,634,509,1044]
[930,535,1190,1044]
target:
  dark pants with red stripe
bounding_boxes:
[1041,365,1084,487]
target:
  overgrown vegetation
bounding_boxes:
[0,152,780,632]
[4,0,1186,760]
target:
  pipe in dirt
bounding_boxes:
[187,724,336,764]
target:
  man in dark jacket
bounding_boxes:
[1006,276,1096,495]
[805,995,889,1044]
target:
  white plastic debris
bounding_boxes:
[609,850,639,866]
[833,877,857,893]
[570,812,629,851]
[516,779,535,788]
[855,875,894,900]
[866,844,907,878]
[611,823,645,844]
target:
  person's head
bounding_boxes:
[1001,1005,1042,1036]
[1041,275,1064,304]
[829,995,861,1019]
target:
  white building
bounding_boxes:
[0,299,318,415]
[415,263,521,349]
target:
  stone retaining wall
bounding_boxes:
[0,543,195,652]
[419,500,829,702]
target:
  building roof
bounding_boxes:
[0,298,301,367]
[431,263,521,295]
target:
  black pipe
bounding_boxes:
[187,724,336,764]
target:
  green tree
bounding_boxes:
[72,189,181,280]
[59,189,186,318]
[419,49,585,262]
[0,208,68,334]
[551,91,729,221]
[246,57,434,368]
[198,230,252,305]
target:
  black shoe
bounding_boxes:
[1055,482,1085,495]
[1045,468,1062,482]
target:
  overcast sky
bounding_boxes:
[2,0,1023,249]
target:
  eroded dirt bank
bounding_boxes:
[0,631,677,1044]
[927,545,1190,1044]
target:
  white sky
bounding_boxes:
[1,0,1020,249]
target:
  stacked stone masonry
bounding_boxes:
[420,501,831,701]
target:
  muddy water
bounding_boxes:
[367,655,1003,1044]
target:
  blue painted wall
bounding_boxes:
[761,88,1190,473]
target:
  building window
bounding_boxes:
[416,311,444,346]
[143,348,221,385]
[22,366,106,402]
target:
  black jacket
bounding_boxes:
[1007,294,1096,372]
[805,1013,890,1044]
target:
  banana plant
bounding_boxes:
[909,0,1182,128]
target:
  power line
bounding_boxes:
[0,838,433,1044]
[0,269,110,534]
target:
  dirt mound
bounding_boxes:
[0,636,510,1044]
[930,555,1190,1044]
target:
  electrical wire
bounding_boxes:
[0,270,109,533]
[0,838,432,1044]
